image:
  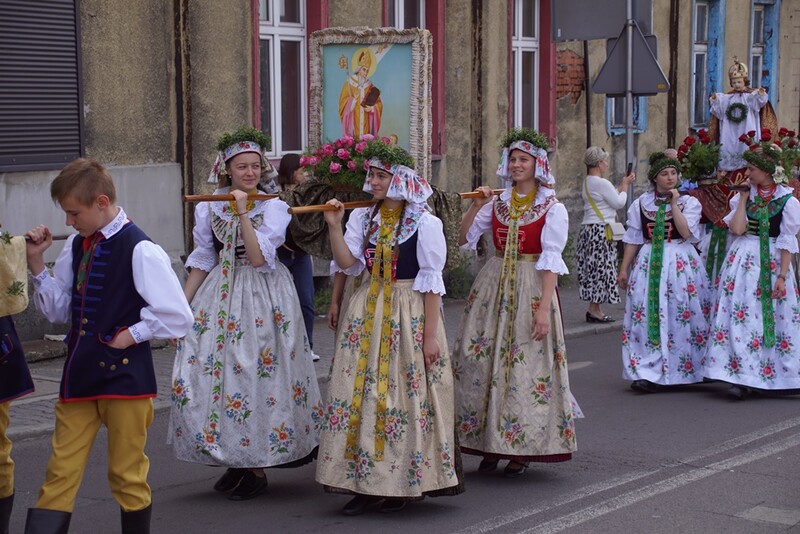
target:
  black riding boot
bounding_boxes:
[121,504,151,534]
[0,494,13,534]
[24,508,71,534]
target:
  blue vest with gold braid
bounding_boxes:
[61,222,156,401]
[0,316,34,403]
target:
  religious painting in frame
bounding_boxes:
[308,27,432,180]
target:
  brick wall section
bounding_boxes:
[556,49,585,104]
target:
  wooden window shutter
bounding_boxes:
[0,0,83,171]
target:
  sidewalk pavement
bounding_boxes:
[8,283,624,441]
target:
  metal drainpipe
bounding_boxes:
[471,0,483,191]
[667,0,679,148]
[583,40,591,148]
[175,0,193,256]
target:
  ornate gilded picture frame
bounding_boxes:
[308,27,432,179]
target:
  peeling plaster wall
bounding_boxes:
[187,3,253,194]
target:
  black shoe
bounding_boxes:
[213,468,247,493]
[478,456,500,473]
[586,312,615,323]
[228,471,268,501]
[379,498,408,513]
[24,508,71,534]
[0,494,13,534]
[121,504,151,534]
[630,380,660,393]
[341,495,383,516]
[727,385,750,400]
[503,461,529,478]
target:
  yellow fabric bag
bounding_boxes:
[0,236,29,316]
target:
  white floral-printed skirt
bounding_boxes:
[314,278,461,497]
[622,242,711,385]
[169,262,321,467]
[452,256,576,462]
[703,236,800,389]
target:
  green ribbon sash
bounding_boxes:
[705,224,727,282]
[756,201,776,349]
[647,204,667,345]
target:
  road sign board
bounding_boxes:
[551,0,652,42]
[591,22,669,96]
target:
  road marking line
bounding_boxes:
[521,432,800,534]
[452,469,662,534]
[453,416,800,534]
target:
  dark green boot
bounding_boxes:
[121,504,151,534]
[0,494,12,534]
[24,508,71,534]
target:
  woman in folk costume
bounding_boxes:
[703,137,800,399]
[316,141,462,516]
[453,128,576,478]
[618,152,711,393]
[169,128,321,500]
[0,232,34,534]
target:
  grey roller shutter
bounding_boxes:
[0,0,83,171]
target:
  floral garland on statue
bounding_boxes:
[300,134,407,191]
[676,129,720,183]
[777,127,800,179]
[725,102,747,124]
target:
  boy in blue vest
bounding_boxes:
[24,158,193,534]
[0,232,35,534]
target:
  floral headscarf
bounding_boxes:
[208,128,277,184]
[363,160,433,204]
[496,133,555,187]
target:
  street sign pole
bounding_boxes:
[625,0,635,211]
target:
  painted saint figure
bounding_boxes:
[339,48,383,139]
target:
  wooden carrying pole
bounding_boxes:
[286,188,506,214]
[183,193,279,202]
[288,200,377,215]
[23,234,71,241]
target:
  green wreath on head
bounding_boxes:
[725,102,748,125]
[500,128,550,151]
[215,127,271,152]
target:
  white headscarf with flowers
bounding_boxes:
[496,140,555,187]
[207,140,278,184]
[363,158,433,204]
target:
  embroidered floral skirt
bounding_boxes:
[576,223,620,304]
[169,262,321,467]
[703,236,800,389]
[452,256,576,462]
[622,242,711,385]
[314,278,461,497]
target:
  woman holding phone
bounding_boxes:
[618,152,711,393]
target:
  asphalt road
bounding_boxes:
[8,329,800,533]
